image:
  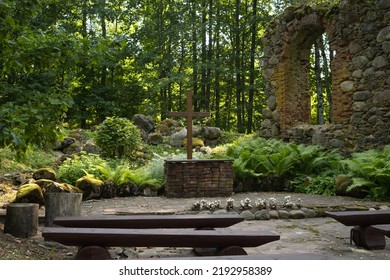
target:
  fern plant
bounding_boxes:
[341,146,390,200]
[125,156,166,191]
[224,136,344,194]
[92,162,133,186]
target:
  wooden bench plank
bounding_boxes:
[370,224,390,237]
[53,214,244,229]
[42,227,280,248]
[325,210,390,226]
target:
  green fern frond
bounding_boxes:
[346,177,378,193]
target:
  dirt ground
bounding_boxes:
[0,222,77,260]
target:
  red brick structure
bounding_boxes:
[165,159,233,198]
[260,1,390,152]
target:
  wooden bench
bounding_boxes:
[325,210,390,250]
[42,227,280,260]
[169,253,328,260]
[369,224,390,237]
[52,213,245,229]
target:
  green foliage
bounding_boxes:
[87,153,166,191]
[56,153,107,185]
[226,137,341,178]
[91,161,133,186]
[224,137,343,194]
[127,156,166,191]
[0,146,58,173]
[341,146,390,201]
[292,170,338,195]
[94,117,142,159]
[0,83,73,159]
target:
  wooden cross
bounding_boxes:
[169,90,210,159]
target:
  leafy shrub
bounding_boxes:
[56,153,107,185]
[94,117,142,159]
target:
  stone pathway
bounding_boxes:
[2,191,390,260]
[77,192,390,260]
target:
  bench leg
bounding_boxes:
[350,226,386,250]
[76,246,112,260]
[193,227,218,256]
[217,246,248,256]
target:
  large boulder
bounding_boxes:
[148,132,164,145]
[169,128,187,147]
[83,139,101,154]
[101,180,116,199]
[33,168,56,181]
[182,137,205,148]
[201,126,221,139]
[14,183,45,205]
[334,174,353,196]
[35,179,81,193]
[116,182,141,197]
[53,137,76,153]
[62,142,82,154]
[75,176,104,200]
[156,119,178,135]
[132,114,155,134]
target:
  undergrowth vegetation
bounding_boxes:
[224,137,344,195]
[340,146,390,201]
[1,134,390,201]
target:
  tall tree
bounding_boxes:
[247,0,258,133]
[314,39,325,125]
[234,0,244,133]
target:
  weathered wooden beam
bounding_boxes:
[42,227,280,249]
[53,214,244,229]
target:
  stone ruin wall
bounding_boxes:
[260,0,390,153]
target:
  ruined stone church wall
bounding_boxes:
[260,0,390,152]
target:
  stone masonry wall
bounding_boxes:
[165,160,233,198]
[260,0,390,153]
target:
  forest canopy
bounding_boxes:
[0,0,337,155]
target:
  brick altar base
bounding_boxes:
[164,159,233,198]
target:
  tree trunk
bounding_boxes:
[205,0,213,112]
[314,39,325,125]
[214,2,221,127]
[235,0,244,133]
[247,0,257,133]
[321,37,333,123]
[4,203,39,238]
[44,193,83,227]
[191,0,199,111]
[201,0,207,110]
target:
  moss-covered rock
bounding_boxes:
[334,174,368,198]
[182,137,205,148]
[147,132,163,145]
[62,142,82,155]
[334,174,353,196]
[35,179,82,193]
[75,176,104,200]
[101,180,116,199]
[33,168,57,181]
[14,183,45,205]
